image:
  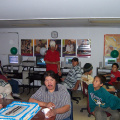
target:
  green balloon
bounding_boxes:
[10,47,17,55]
[110,50,119,58]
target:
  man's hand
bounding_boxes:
[46,109,57,118]
[60,78,65,82]
[58,71,62,76]
[45,102,55,108]
[72,86,77,91]
[82,77,88,81]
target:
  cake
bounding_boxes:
[0,101,41,120]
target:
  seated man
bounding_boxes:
[61,57,81,91]
[0,64,20,97]
[29,70,71,120]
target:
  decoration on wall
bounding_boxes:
[110,50,119,58]
[62,39,76,57]
[77,39,91,58]
[34,39,47,56]
[104,34,120,62]
[21,39,33,56]
[48,39,61,57]
[40,47,47,56]
[51,31,58,38]
[10,47,17,55]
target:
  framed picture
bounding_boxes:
[34,39,47,56]
[77,39,91,58]
[21,39,33,56]
[62,39,76,57]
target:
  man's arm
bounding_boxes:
[72,80,80,90]
[104,74,111,77]
[55,104,70,114]
[57,62,61,76]
[29,98,55,108]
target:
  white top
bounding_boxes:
[0,79,13,99]
[66,44,74,52]
[81,74,94,91]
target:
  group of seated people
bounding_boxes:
[0,57,120,120]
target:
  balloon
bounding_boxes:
[40,47,47,56]
[10,47,17,55]
[110,50,119,58]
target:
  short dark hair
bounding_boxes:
[83,63,93,73]
[44,70,57,81]
[112,63,119,68]
[94,74,106,84]
[72,57,79,62]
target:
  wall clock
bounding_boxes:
[51,31,58,38]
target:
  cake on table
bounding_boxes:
[0,101,41,120]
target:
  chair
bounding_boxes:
[71,90,81,104]
[68,89,81,104]
[80,81,91,117]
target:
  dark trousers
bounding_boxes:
[8,79,19,94]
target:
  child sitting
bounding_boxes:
[105,63,120,85]
[88,74,120,120]
[81,63,94,91]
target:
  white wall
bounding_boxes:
[0,27,120,77]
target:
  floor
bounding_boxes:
[19,87,112,120]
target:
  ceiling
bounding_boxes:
[1,18,120,28]
[0,0,120,28]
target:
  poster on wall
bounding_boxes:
[21,39,33,56]
[48,39,61,57]
[104,34,120,62]
[62,39,76,57]
[77,39,91,58]
[34,39,47,56]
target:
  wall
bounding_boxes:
[0,27,119,77]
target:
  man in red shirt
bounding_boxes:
[44,41,61,81]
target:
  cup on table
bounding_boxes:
[42,108,50,118]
